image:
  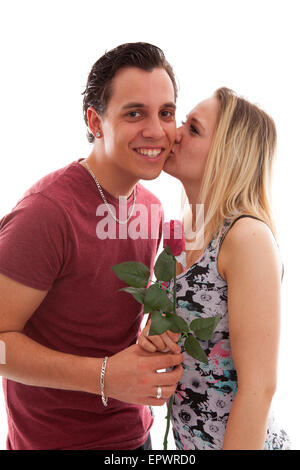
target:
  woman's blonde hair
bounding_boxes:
[182,87,277,249]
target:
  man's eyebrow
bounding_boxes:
[122,102,145,109]
[122,102,176,110]
[163,102,177,110]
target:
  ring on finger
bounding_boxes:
[156,386,162,399]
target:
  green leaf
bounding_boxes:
[166,313,190,334]
[119,287,147,304]
[154,249,175,282]
[144,283,173,314]
[184,335,208,364]
[149,311,172,336]
[164,245,173,256]
[111,262,150,288]
[190,314,221,340]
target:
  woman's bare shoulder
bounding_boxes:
[218,216,280,280]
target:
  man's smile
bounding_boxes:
[133,147,166,160]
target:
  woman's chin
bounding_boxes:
[163,166,182,183]
[163,158,178,177]
[163,166,177,177]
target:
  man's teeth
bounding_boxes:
[136,148,162,157]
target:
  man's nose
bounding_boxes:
[142,117,165,140]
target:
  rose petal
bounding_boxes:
[163,220,186,256]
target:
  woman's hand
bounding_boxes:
[138,319,181,354]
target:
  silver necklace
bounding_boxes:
[83,159,136,224]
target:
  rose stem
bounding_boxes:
[163,256,177,450]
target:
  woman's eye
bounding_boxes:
[190,125,199,135]
[181,120,199,135]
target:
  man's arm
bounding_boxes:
[0,272,183,405]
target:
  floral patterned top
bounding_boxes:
[168,215,290,450]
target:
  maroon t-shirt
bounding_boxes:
[0,158,163,450]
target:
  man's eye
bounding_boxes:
[127,111,142,118]
[161,110,175,119]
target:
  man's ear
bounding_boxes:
[87,106,102,138]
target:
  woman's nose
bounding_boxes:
[175,127,183,143]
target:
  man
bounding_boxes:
[0,43,183,450]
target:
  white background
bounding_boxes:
[0,0,299,450]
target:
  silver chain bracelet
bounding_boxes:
[100,356,109,407]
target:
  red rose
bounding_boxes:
[163,219,185,256]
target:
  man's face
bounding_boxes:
[99,66,177,181]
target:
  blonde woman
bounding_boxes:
[138,88,290,450]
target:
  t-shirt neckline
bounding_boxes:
[74,158,136,205]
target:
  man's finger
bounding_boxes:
[138,335,157,352]
[149,352,183,371]
[160,332,181,353]
[156,364,184,386]
[166,330,181,342]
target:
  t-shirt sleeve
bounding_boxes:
[0,193,69,291]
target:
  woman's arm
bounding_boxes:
[220,218,281,450]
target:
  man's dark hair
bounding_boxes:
[82,42,178,143]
